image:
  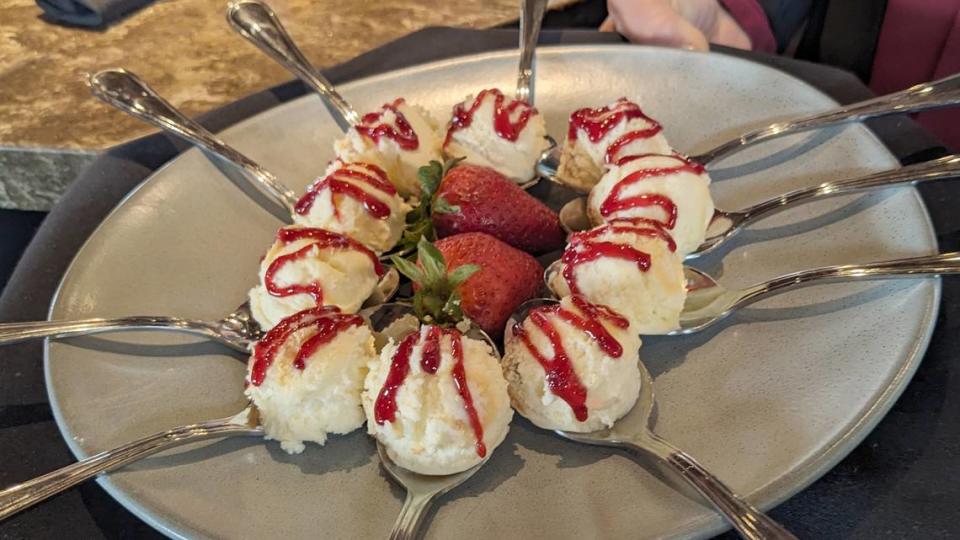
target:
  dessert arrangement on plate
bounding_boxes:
[3,0,960,538]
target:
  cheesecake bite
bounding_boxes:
[557,98,672,191]
[249,227,385,330]
[549,219,687,334]
[293,161,411,253]
[443,88,550,184]
[588,152,714,256]
[502,295,642,432]
[363,325,513,475]
[334,98,443,198]
[245,306,377,454]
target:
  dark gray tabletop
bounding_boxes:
[1,27,958,539]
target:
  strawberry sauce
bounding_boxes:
[295,163,395,220]
[356,98,419,150]
[248,306,364,386]
[561,219,676,296]
[567,98,663,164]
[598,153,704,227]
[444,88,536,148]
[374,327,487,458]
[513,296,630,422]
[263,227,384,305]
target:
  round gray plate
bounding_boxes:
[46,45,939,539]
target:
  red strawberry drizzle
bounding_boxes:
[568,98,663,162]
[598,153,705,227]
[562,218,677,296]
[263,227,384,305]
[248,306,363,386]
[444,88,536,148]
[356,98,419,150]
[374,327,487,457]
[512,296,629,422]
[295,163,395,220]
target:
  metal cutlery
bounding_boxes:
[506,299,796,539]
[88,68,300,216]
[557,154,960,258]
[0,269,399,350]
[355,301,501,540]
[226,0,359,131]
[0,406,263,521]
[545,252,960,335]
[537,72,960,188]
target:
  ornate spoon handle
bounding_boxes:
[88,68,298,214]
[693,72,960,165]
[630,433,797,539]
[0,411,261,521]
[740,154,960,223]
[226,0,360,131]
[516,0,548,103]
[734,252,960,310]
[0,317,219,346]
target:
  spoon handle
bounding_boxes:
[226,0,360,131]
[741,154,960,223]
[633,434,797,540]
[735,252,960,310]
[693,72,960,165]
[516,0,548,103]
[388,491,436,540]
[0,416,260,521]
[88,69,298,214]
[0,317,215,345]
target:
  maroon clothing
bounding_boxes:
[724,0,960,150]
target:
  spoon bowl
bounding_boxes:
[544,252,960,336]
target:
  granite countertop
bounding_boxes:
[0,0,576,210]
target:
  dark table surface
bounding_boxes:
[2,23,960,540]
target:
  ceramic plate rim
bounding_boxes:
[44,44,942,540]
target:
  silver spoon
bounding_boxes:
[536,72,960,188]
[377,439,488,540]
[515,0,547,104]
[506,299,795,539]
[225,0,359,132]
[0,269,400,351]
[0,405,263,521]
[88,68,299,217]
[362,302,499,540]
[545,251,960,335]
[690,72,960,166]
[558,154,960,258]
[0,301,432,522]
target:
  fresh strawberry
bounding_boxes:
[432,164,565,254]
[435,233,542,336]
[392,233,543,337]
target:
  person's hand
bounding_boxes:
[601,0,751,51]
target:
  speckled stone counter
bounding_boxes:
[0,0,575,210]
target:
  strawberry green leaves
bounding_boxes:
[390,236,479,326]
[396,157,464,253]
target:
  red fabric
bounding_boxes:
[718,0,777,53]
[871,0,960,150]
